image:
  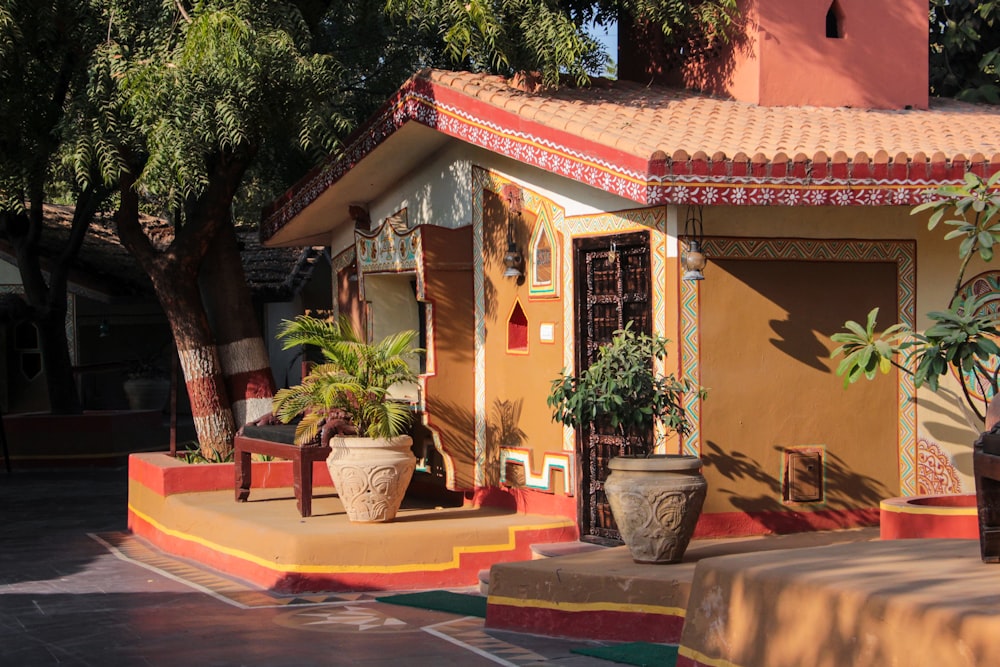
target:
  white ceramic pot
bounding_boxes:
[326,435,416,522]
[604,454,707,563]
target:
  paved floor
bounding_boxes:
[0,468,621,666]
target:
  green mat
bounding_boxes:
[375,590,488,618]
[571,642,678,667]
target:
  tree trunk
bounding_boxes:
[1,193,99,414]
[115,164,242,458]
[200,223,276,426]
[162,278,236,458]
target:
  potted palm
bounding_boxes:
[548,324,707,563]
[272,315,420,523]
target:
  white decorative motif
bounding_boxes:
[263,79,967,243]
[500,449,575,495]
[356,223,420,273]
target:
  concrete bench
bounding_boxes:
[235,424,331,518]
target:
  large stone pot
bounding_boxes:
[604,454,707,563]
[123,377,170,412]
[326,435,415,523]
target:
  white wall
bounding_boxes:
[366,143,638,231]
[363,272,420,401]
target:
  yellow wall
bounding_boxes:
[700,205,981,494]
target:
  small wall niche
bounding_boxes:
[826,0,845,39]
[507,300,528,354]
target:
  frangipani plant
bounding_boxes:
[272,315,420,444]
[833,171,1000,423]
[547,323,705,456]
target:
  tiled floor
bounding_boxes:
[0,468,623,666]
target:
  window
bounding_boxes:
[826,1,844,39]
[528,209,559,297]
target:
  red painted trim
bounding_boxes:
[128,452,332,497]
[693,508,880,538]
[128,508,574,593]
[474,486,578,520]
[486,603,685,643]
[880,495,978,539]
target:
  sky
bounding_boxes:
[587,20,618,78]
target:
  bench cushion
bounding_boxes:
[240,424,299,445]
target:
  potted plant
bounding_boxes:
[272,315,420,523]
[548,324,708,563]
[123,356,171,412]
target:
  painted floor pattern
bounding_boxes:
[90,530,605,666]
[93,531,364,609]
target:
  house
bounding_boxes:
[0,206,329,448]
[260,0,1000,540]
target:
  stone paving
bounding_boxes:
[0,468,620,666]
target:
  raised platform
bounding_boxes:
[486,529,879,644]
[127,452,577,593]
[486,532,1000,667]
[880,493,978,539]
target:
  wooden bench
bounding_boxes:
[235,424,331,518]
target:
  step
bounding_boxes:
[478,568,491,596]
[530,541,609,560]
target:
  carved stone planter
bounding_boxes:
[604,455,707,563]
[326,435,415,523]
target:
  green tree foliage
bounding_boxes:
[548,324,704,455]
[385,0,738,86]
[0,0,108,413]
[832,172,1000,423]
[930,0,1000,102]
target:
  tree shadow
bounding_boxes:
[701,439,891,533]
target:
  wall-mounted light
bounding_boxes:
[98,319,111,338]
[607,241,618,264]
[502,184,524,279]
[682,205,708,281]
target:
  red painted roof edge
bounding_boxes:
[262,71,1000,243]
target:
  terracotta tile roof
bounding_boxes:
[429,69,1000,165]
[262,69,1000,242]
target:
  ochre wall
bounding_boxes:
[699,258,900,519]
[481,190,566,489]
[421,225,477,490]
[701,205,987,495]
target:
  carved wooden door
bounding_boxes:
[573,231,652,543]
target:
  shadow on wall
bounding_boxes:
[701,440,891,533]
[485,398,527,487]
[422,398,477,491]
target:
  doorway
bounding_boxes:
[573,231,652,543]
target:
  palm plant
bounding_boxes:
[272,315,420,444]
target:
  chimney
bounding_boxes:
[619,0,929,110]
